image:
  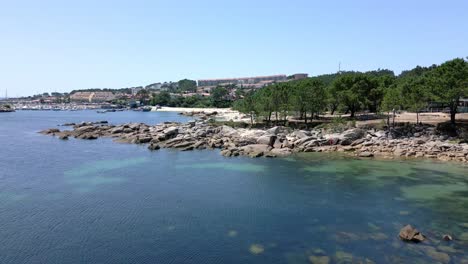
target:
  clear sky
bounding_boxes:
[1,0,467,97]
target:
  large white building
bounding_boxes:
[197,74,287,88]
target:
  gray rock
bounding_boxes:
[358,151,374,157]
[173,141,195,149]
[294,136,316,146]
[148,143,160,151]
[137,136,152,144]
[40,128,60,135]
[257,135,277,147]
[220,125,237,136]
[266,126,280,135]
[163,127,179,138]
[110,127,124,134]
[270,148,292,157]
[351,138,365,146]
[240,144,271,158]
[342,128,365,141]
[291,130,311,139]
[415,139,426,145]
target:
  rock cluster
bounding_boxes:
[0,106,15,112]
[39,120,468,162]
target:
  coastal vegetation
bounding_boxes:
[234,58,468,126]
[149,86,232,108]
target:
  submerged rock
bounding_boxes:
[309,255,330,264]
[426,248,450,264]
[40,128,60,135]
[399,225,425,242]
[460,232,468,241]
[334,251,353,263]
[249,244,264,255]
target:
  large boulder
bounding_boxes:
[110,127,124,134]
[75,125,96,134]
[173,141,195,149]
[163,137,184,147]
[220,125,238,137]
[163,127,178,138]
[358,151,374,158]
[290,130,311,139]
[294,136,316,146]
[270,148,292,157]
[399,225,425,242]
[342,128,365,141]
[136,135,152,144]
[240,144,271,158]
[266,126,281,135]
[257,135,277,147]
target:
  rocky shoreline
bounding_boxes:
[40,117,468,163]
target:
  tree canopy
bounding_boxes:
[234,57,467,125]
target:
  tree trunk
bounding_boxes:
[330,104,337,115]
[450,108,456,125]
[392,109,396,127]
[450,100,459,126]
[387,111,390,127]
[416,111,419,124]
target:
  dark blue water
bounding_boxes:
[1,111,467,263]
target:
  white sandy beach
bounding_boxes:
[153,106,250,122]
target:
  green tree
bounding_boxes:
[292,79,327,123]
[234,90,257,125]
[381,86,403,126]
[254,86,275,124]
[211,86,231,108]
[151,91,171,106]
[178,79,197,92]
[400,77,428,124]
[426,58,468,125]
[332,74,374,118]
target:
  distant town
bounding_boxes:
[0,73,309,111]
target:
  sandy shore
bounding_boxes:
[153,107,249,122]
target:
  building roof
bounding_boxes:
[198,74,286,82]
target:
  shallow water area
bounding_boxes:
[0,111,467,263]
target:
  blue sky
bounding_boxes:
[1,0,467,96]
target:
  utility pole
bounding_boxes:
[338,62,341,74]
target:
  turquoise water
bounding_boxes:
[0,111,467,263]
